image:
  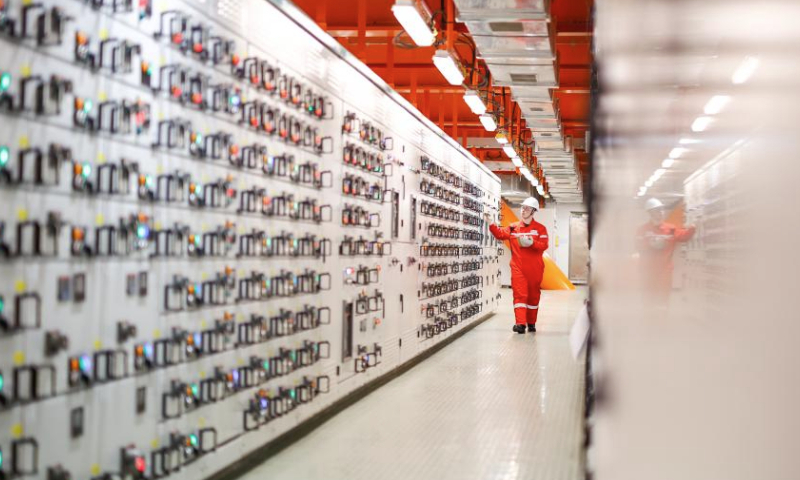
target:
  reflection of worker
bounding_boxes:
[636,198,695,301]
[487,197,549,334]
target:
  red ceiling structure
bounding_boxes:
[293,0,593,190]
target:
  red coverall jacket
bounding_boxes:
[489,220,549,325]
[636,222,695,300]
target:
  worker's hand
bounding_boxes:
[483,211,494,225]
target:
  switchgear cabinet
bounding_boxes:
[0,1,501,479]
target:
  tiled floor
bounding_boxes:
[238,287,588,480]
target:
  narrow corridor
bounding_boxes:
[238,288,588,480]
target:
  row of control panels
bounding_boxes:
[0,1,502,479]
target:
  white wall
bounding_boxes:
[538,202,587,278]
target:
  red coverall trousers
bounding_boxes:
[490,220,549,325]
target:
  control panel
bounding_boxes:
[0,1,501,478]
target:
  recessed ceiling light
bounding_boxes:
[732,56,759,85]
[704,95,731,115]
[691,116,713,132]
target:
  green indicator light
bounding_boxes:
[146,175,154,188]
[0,146,9,167]
[0,72,11,92]
[290,351,296,361]
[0,373,4,392]
[189,434,198,447]
[83,99,93,113]
[263,361,269,370]
[0,296,4,313]
[0,448,3,469]
[191,384,199,396]
[82,163,92,178]
[289,389,296,399]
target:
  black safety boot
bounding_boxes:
[512,324,526,334]
[527,324,536,333]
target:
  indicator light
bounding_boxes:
[171,33,183,45]
[0,145,9,167]
[0,72,11,92]
[136,224,149,239]
[191,383,199,397]
[289,389,296,399]
[0,372,4,392]
[83,99,93,113]
[193,43,203,54]
[231,54,241,66]
[191,93,202,104]
[79,354,92,373]
[0,447,3,469]
[260,397,268,409]
[262,361,269,370]
[141,62,152,75]
[135,456,146,473]
[82,163,92,178]
[189,434,198,446]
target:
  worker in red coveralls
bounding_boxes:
[636,198,695,304]
[487,197,549,334]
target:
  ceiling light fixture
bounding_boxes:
[502,145,517,158]
[691,116,713,132]
[495,132,508,144]
[478,113,497,132]
[662,158,675,168]
[732,56,759,85]
[669,147,687,159]
[704,95,731,115]
[536,185,545,195]
[679,138,701,145]
[432,50,464,86]
[391,0,436,47]
[511,157,523,167]
[645,179,655,187]
[463,90,487,115]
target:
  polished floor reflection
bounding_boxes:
[238,288,587,480]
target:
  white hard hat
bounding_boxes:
[645,198,664,211]
[521,197,539,210]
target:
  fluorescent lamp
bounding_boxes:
[478,114,497,132]
[662,158,675,168]
[519,166,531,176]
[463,90,487,115]
[668,147,687,159]
[704,95,731,115]
[502,145,516,158]
[645,179,655,187]
[536,185,545,195]
[530,176,539,186]
[691,116,713,132]
[732,56,759,85]
[511,157,523,167]
[432,50,464,86]
[391,1,436,47]
[495,132,508,144]
[654,168,666,178]
[679,138,700,145]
